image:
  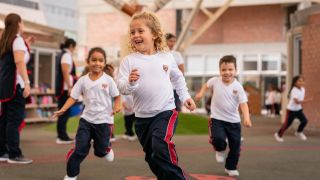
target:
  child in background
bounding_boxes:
[53,47,121,180]
[195,55,252,177]
[117,11,196,180]
[274,75,312,142]
[122,94,136,141]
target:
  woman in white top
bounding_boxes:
[0,13,33,164]
[274,76,312,142]
[165,33,185,112]
[55,38,77,144]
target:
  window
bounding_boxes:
[261,54,279,71]
[186,55,205,74]
[0,0,39,9]
[243,55,258,71]
[205,55,220,73]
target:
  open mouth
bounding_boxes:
[134,39,143,45]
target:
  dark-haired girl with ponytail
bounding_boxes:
[0,13,33,164]
[274,76,313,142]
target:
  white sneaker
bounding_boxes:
[122,134,129,140]
[63,175,77,180]
[274,133,284,142]
[295,132,307,141]
[105,149,114,162]
[110,137,116,143]
[0,153,9,162]
[127,135,137,142]
[225,169,239,176]
[56,138,74,145]
[215,151,225,163]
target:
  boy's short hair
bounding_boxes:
[219,55,237,69]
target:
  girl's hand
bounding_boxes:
[129,69,140,84]
[184,98,196,111]
[25,36,35,46]
[195,93,202,102]
[52,109,66,119]
[243,118,252,128]
[111,106,122,116]
[23,83,30,98]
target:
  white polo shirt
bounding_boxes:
[13,35,29,88]
[117,52,190,118]
[287,87,305,111]
[207,77,248,123]
[170,50,184,66]
[70,73,119,124]
[61,49,74,90]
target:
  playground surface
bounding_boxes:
[0,115,320,180]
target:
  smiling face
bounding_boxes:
[219,62,236,84]
[130,19,156,55]
[87,51,106,74]
[295,77,304,88]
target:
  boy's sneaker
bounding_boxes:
[274,133,284,142]
[64,175,77,180]
[295,132,307,141]
[215,151,225,163]
[56,138,74,145]
[105,149,114,162]
[7,155,33,164]
[0,153,9,162]
[225,169,239,176]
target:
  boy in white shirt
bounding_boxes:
[196,55,252,177]
[53,47,121,180]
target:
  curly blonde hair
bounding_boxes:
[128,11,168,53]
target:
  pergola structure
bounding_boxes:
[102,0,319,52]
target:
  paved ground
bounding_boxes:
[0,115,319,180]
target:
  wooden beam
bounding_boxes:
[148,0,172,12]
[174,0,203,51]
[200,7,214,18]
[180,0,233,51]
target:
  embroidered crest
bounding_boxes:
[233,90,238,95]
[102,84,108,89]
[163,65,168,72]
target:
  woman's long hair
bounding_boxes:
[0,13,21,57]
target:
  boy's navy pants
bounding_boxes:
[210,118,241,170]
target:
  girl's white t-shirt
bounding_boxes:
[70,73,119,124]
[13,35,30,88]
[287,87,305,111]
[117,52,190,118]
[207,77,248,123]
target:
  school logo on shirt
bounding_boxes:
[233,90,238,95]
[102,83,108,89]
[163,65,168,72]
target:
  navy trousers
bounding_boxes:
[0,85,25,158]
[135,110,187,180]
[278,109,308,137]
[66,118,112,177]
[210,118,241,170]
[57,90,71,140]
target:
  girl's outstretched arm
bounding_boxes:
[52,97,76,119]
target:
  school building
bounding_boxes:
[78,0,312,110]
[286,3,320,129]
